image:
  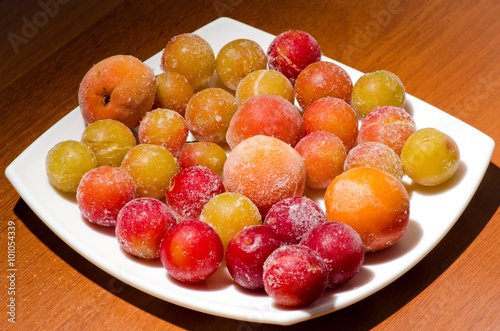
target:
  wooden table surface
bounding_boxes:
[1,0,499,329]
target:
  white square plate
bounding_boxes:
[5,17,495,325]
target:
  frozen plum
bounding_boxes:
[401,128,460,186]
[116,197,177,259]
[226,94,305,149]
[161,33,215,90]
[358,106,416,155]
[78,55,156,129]
[301,221,365,289]
[199,192,262,249]
[344,141,404,181]
[235,69,294,105]
[160,219,223,283]
[121,144,179,199]
[263,244,327,307]
[177,141,227,177]
[267,30,322,85]
[226,225,285,290]
[324,167,410,252]
[294,131,347,190]
[352,70,406,119]
[302,97,359,151]
[165,166,225,222]
[223,135,306,216]
[264,196,326,244]
[295,61,353,111]
[185,88,238,145]
[153,72,194,116]
[138,108,189,157]
[81,119,137,167]
[216,38,267,90]
[46,140,97,193]
[76,166,136,226]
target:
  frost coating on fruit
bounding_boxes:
[78,55,156,129]
[161,33,215,89]
[235,69,295,105]
[76,166,136,227]
[166,166,225,222]
[263,244,327,307]
[301,221,365,288]
[223,135,306,216]
[264,196,326,244]
[226,94,305,149]
[116,197,176,259]
[358,106,416,155]
[344,141,404,181]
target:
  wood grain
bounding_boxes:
[1,0,499,329]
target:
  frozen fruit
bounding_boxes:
[185,87,238,145]
[161,33,215,90]
[263,244,327,307]
[226,94,305,149]
[235,69,294,105]
[199,192,262,249]
[302,97,358,151]
[352,70,406,118]
[294,131,347,190]
[223,135,306,216]
[138,108,189,158]
[357,106,416,156]
[76,166,136,226]
[160,219,223,283]
[344,141,404,181]
[267,30,322,85]
[401,127,460,186]
[264,196,326,244]
[153,72,194,117]
[78,55,156,129]
[46,140,97,193]
[177,141,227,177]
[81,119,136,167]
[121,144,179,199]
[116,197,176,259]
[301,221,364,288]
[226,225,285,290]
[216,38,267,90]
[165,166,225,222]
[324,167,410,252]
[295,61,353,111]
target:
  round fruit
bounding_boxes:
[324,167,410,252]
[177,141,227,177]
[153,72,194,116]
[235,69,294,105]
[215,38,267,90]
[78,55,156,129]
[223,135,306,216]
[352,70,406,118]
[81,119,136,167]
[263,244,327,307]
[46,140,97,193]
[401,128,460,186]
[160,219,224,283]
[226,225,285,290]
[161,33,215,90]
[76,166,136,227]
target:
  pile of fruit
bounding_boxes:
[45,29,461,308]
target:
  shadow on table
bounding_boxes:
[14,162,500,331]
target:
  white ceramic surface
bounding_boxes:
[5,17,495,326]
